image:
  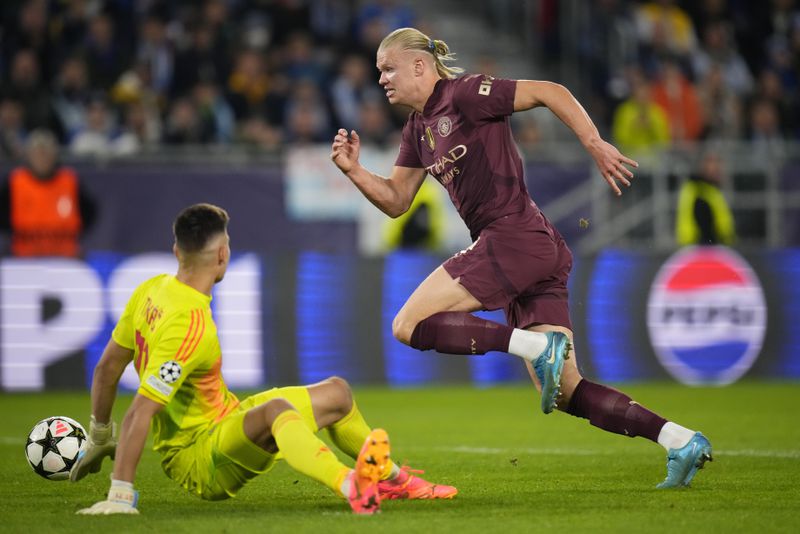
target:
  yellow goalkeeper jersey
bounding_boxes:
[112,274,240,455]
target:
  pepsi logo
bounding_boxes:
[647,246,767,385]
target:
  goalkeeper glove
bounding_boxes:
[76,479,139,515]
[69,415,117,482]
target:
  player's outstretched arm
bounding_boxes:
[331,128,427,217]
[77,394,162,515]
[514,80,638,196]
[70,339,133,482]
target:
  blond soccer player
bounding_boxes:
[70,203,456,515]
[331,27,712,488]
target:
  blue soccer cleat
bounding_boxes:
[532,332,571,414]
[657,432,713,489]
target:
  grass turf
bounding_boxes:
[1,382,798,533]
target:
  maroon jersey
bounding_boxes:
[395,74,543,240]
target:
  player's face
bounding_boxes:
[376,46,415,106]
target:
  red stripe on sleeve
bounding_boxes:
[174,309,198,362]
[179,311,206,362]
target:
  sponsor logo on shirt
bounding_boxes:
[425,144,467,185]
[478,76,494,96]
[146,374,174,396]
[437,116,452,137]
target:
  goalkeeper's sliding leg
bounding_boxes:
[200,376,456,512]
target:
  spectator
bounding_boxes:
[238,116,283,151]
[635,0,698,60]
[356,99,394,148]
[84,13,127,91]
[284,79,332,143]
[611,72,671,157]
[171,23,229,98]
[697,63,743,140]
[692,20,754,97]
[1,0,55,85]
[202,0,235,55]
[112,101,159,156]
[330,54,383,129]
[163,98,213,145]
[0,130,96,257]
[0,97,27,160]
[748,98,786,159]
[55,0,92,56]
[4,49,63,139]
[676,150,735,246]
[136,14,175,98]
[52,57,93,141]
[356,0,416,44]
[753,68,796,136]
[281,31,329,85]
[227,49,287,123]
[192,80,236,144]
[309,0,356,47]
[765,35,799,93]
[651,58,704,144]
[575,0,639,127]
[70,96,118,156]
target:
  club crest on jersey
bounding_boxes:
[425,126,435,150]
[437,116,452,137]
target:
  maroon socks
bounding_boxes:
[409,311,514,355]
[566,379,667,442]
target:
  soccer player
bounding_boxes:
[330,27,712,488]
[70,203,456,515]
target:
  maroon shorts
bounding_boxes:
[443,209,573,330]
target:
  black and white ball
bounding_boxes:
[25,416,86,480]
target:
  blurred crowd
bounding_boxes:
[1,0,799,161]
[565,0,800,158]
[0,0,416,159]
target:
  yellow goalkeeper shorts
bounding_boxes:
[162,386,318,500]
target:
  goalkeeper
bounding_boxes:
[71,203,456,515]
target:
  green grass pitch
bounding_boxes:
[1,382,798,533]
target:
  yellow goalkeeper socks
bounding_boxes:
[326,400,398,480]
[272,410,349,495]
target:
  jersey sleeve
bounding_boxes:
[394,116,423,168]
[111,283,147,350]
[453,75,517,124]
[137,309,210,405]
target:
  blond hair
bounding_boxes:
[379,27,464,80]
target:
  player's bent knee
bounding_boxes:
[261,398,296,427]
[325,375,353,400]
[324,375,351,392]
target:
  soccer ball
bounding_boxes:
[25,416,87,480]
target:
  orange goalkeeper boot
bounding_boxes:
[378,465,458,500]
[346,428,391,514]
